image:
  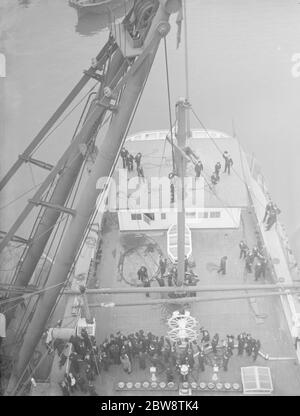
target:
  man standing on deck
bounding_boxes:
[211,172,219,185]
[137,266,150,296]
[135,152,142,170]
[198,348,205,372]
[120,147,129,169]
[245,334,253,356]
[215,161,221,179]
[245,250,254,273]
[159,256,167,277]
[252,339,260,361]
[194,160,203,178]
[237,333,246,355]
[137,165,145,179]
[222,351,230,371]
[128,153,135,172]
[142,271,151,297]
[263,201,274,223]
[211,333,219,354]
[137,266,147,281]
[254,262,262,281]
[226,335,235,356]
[239,240,248,259]
[265,208,277,231]
[217,256,228,275]
[223,151,233,174]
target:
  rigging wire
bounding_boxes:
[0,182,44,211]
[32,82,99,156]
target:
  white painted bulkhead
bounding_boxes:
[117,207,241,231]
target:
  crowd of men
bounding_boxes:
[211,151,233,185]
[216,239,268,281]
[58,328,99,396]
[193,150,234,187]
[58,326,262,392]
[120,147,144,178]
[239,240,268,280]
[137,257,199,297]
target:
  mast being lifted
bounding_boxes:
[4,0,182,396]
[175,98,189,286]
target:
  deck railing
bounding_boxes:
[250,157,299,279]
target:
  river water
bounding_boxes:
[1,0,300,260]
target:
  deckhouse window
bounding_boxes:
[131,213,142,221]
[210,211,221,218]
[198,211,209,218]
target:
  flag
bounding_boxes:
[176,1,183,49]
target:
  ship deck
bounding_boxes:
[86,208,300,396]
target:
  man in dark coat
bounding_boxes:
[214,162,221,179]
[211,333,219,354]
[120,147,129,169]
[159,257,167,277]
[237,333,246,355]
[223,151,233,174]
[134,152,142,169]
[217,256,228,275]
[222,351,230,371]
[239,240,248,259]
[194,160,203,178]
[127,153,134,172]
[198,349,205,372]
[263,201,274,223]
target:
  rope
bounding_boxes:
[0,182,44,211]
[0,282,65,307]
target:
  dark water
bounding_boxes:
[1,0,300,259]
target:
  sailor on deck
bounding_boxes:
[211,172,219,185]
[239,240,248,259]
[217,256,228,275]
[215,161,221,179]
[194,160,203,178]
[134,152,142,169]
[263,201,274,223]
[120,147,129,169]
[126,153,134,172]
[211,333,219,354]
[137,266,150,296]
[222,151,233,174]
[159,256,167,277]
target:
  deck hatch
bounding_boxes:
[241,366,273,394]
